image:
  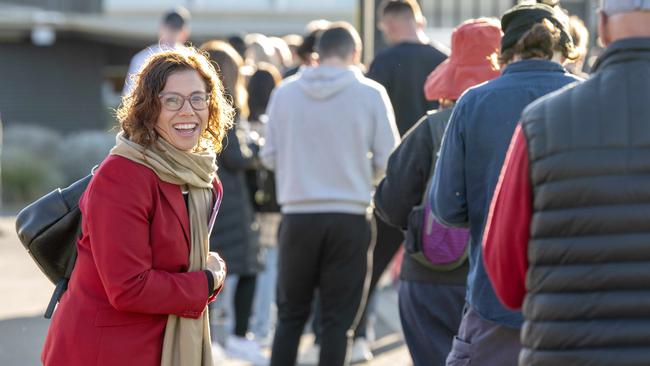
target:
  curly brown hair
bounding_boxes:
[117,46,234,152]
[499,18,578,66]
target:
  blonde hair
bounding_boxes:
[569,15,589,61]
[200,40,249,119]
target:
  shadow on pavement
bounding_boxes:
[0,313,407,366]
[0,315,49,366]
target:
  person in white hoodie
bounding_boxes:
[261,22,400,366]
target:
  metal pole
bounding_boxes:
[361,0,376,65]
[0,112,3,212]
[473,0,481,18]
[435,0,443,28]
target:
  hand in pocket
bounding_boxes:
[446,336,471,366]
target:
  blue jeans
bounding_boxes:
[209,275,238,343]
[398,281,465,366]
[252,245,278,340]
[210,274,257,337]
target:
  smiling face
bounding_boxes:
[155,70,209,152]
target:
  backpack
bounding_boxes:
[243,119,280,213]
[246,167,280,213]
[404,111,469,271]
[15,172,92,318]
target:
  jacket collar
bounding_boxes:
[158,178,223,248]
[159,181,191,246]
[502,59,566,75]
[591,37,650,73]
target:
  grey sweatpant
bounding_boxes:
[446,303,521,366]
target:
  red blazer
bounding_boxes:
[42,155,221,366]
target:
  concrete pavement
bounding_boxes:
[0,216,412,365]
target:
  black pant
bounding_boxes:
[312,213,403,341]
[270,213,371,366]
[355,213,403,336]
[233,275,257,337]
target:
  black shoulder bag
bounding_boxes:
[15,171,93,318]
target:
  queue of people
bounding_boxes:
[39,0,650,365]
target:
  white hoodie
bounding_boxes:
[261,65,400,214]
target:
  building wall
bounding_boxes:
[99,0,358,40]
[0,38,106,132]
[104,0,354,13]
[421,0,515,28]
[0,0,101,13]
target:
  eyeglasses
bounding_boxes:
[158,92,209,111]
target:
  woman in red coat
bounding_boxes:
[41,47,232,366]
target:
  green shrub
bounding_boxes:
[57,131,114,184]
[3,124,62,161]
[1,125,65,205]
[2,148,65,205]
[1,125,115,207]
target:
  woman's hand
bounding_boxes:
[206,252,226,291]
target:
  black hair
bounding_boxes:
[296,29,322,62]
[162,7,190,30]
[379,0,419,19]
[247,63,281,121]
[227,34,247,59]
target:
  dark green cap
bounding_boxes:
[500,3,572,53]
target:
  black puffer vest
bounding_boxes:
[519,38,650,366]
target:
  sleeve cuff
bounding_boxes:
[204,270,215,297]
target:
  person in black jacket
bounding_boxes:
[374,18,502,366]
[245,62,283,345]
[368,0,448,135]
[356,1,449,360]
[201,40,267,365]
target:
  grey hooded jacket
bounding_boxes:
[261,65,400,214]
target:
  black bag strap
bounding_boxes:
[408,111,444,271]
[419,110,444,206]
[44,227,79,319]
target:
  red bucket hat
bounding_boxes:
[424,18,503,101]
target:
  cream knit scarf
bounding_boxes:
[110,132,216,366]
